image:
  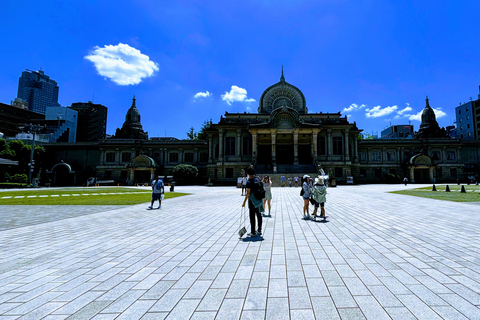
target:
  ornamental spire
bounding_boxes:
[132,95,136,108]
[425,95,430,108]
[280,65,285,82]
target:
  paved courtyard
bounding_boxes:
[0,184,479,319]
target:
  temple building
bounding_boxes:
[44,71,480,186]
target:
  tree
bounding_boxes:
[173,164,198,184]
[186,127,197,140]
[357,132,375,140]
[197,119,212,140]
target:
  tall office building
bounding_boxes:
[455,86,480,140]
[17,70,60,114]
[69,102,108,142]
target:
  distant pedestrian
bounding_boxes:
[281,175,286,187]
[294,176,299,187]
[312,177,327,220]
[263,175,273,216]
[241,174,247,195]
[242,168,264,237]
[149,176,164,209]
[301,175,312,219]
[403,177,408,186]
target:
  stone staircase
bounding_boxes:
[255,164,318,186]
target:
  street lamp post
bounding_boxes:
[22,124,45,186]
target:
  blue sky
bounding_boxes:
[1,0,480,138]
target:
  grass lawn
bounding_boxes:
[0,187,189,205]
[390,184,480,202]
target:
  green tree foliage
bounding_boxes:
[357,132,375,140]
[173,164,198,183]
[186,127,197,140]
[0,139,15,159]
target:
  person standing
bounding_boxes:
[149,176,164,209]
[403,177,408,186]
[280,175,286,187]
[242,168,264,237]
[263,175,273,216]
[241,174,248,196]
[312,177,327,220]
[301,175,312,219]
[294,176,299,187]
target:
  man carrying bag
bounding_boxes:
[241,168,264,237]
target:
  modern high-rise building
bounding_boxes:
[455,86,480,140]
[380,125,414,139]
[17,70,60,114]
[69,102,108,142]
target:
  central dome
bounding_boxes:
[258,68,307,114]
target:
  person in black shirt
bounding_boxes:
[242,167,263,237]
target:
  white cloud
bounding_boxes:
[221,85,256,105]
[408,108,447,121]
[397,106,412,115]
[343,103,366,113]
[365,105,398,118]
[85,43,159,85]
[193,91,211,99]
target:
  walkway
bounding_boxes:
[0,185,479,319]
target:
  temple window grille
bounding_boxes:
[121,152,131,162]
[242,137,252,156]
[184,152,194,162]
[372,152,381,161]
[447,151,455,160]
[169,152,179,162]
[106,152,115,162]
[318,136,326,155]
[225,137,235,156]
[332,137,343,155]
[387,152,395,161]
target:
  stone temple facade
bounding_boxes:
[44,71,480,186]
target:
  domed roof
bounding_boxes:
[125,96,141,124]
[258,67,307,114]
[421,96,436,123]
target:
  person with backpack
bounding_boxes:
[149,176,164,209]
[242,167,264,237]
[312,177,327,220]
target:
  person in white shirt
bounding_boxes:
[241,174,248,196]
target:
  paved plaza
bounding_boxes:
[0,185,479,319]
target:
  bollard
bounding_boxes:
[117,183,119,187]
[460,185,466,193]
[445,185,450,192]
[432,184,437,191]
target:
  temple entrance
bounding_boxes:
[276,144,294,164]
[414,169,430,183]
[257,145,272,167]
[298,144,312,164]
[134,170,151,184]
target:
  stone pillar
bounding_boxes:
[252,133,258,160]
[382,147,386,164]
[344,129,350,161]
[219,130,224,162]
[312,133,318,158]
[457,147,461,163]
[442,147,446,162]
[194,148,198,163]
[115,148,120,165]
[271,130,276,163]
[236,129,242,158]
[410,167,415,183]
[354,137,358,161]
[208,135,213,163]
[429,167,434,182]
[129,168,135,183]
[294,130,299,165]
[99,149,105,165]
[179,148,183,163]
[327,129,333,160]
[150,169,155,181]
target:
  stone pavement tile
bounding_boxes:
[240,310,265,320]
[287,271,307,287]
[244,287,267,310]
[189,311,217,320]
[337,308,366,319]
[346,259,367,271]
[90,313,120,320]
[250,271,269,288]
[62,301,110,320]
[222,259,241,273]
[422,268,456,284]
[215,298,244,320]
[0,303,22,315]
[354,295,390,320]
[378,276,411,295]
[133,273,165,290]
[334,264,356,278]
[396,294,442,320]
[183,280,212,300]
[383,307,417,320]
[4,291,63,316]
[311,296,340,319]
[212,272,235,289]
[96,281,136,301]
[431,306,470,320]
[445,283,480,305]
[290,309,315,319]
[328,286,357,308]
[9,283,60,303]
[321,270,344,287]
[268,278,288,298]
[196,288,227,312]
[415,275,452,294]
[163,299,200,320]
[270,265,287,279]
[367,285,402,307]
[305,278,329,297]
[198,266,222,281]
[365,263,392,277]
[226,280,249,299]
[439,293,480,320]
[343,278,370,296]
[265,297,289,320]
[406,284,449,306]
[289,287,311,309]
[51,291,104,316]
[451,275,480,294]
[100,289,147,313]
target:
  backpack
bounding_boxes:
[251,178,266,200]
[155,180,163,190]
